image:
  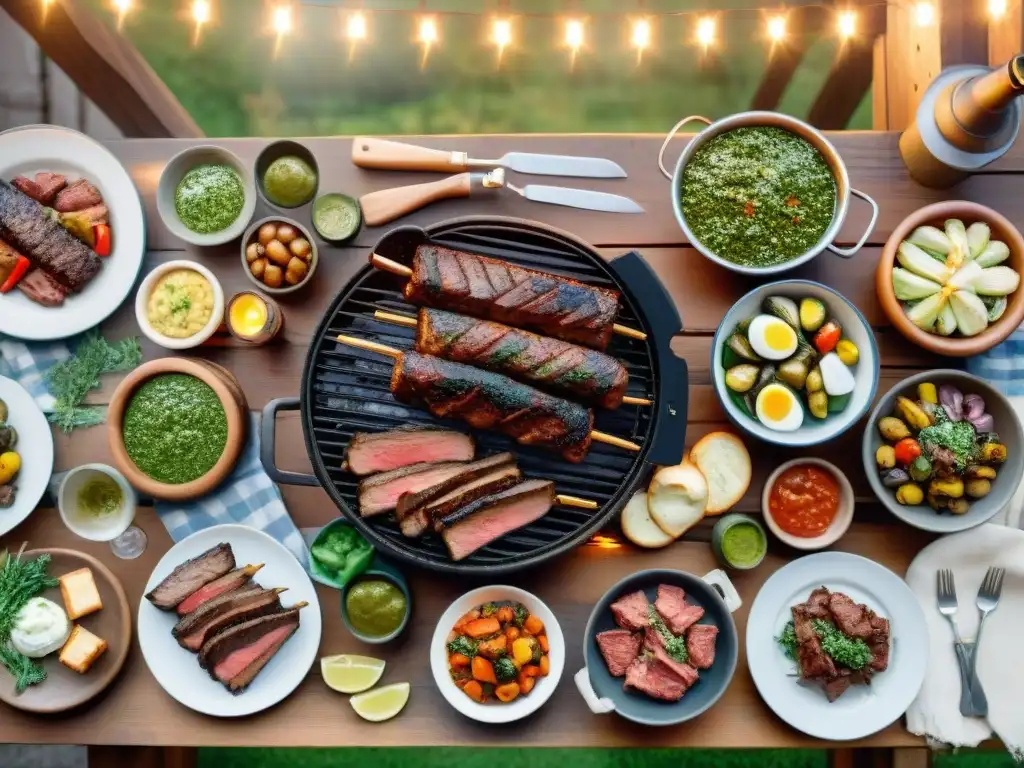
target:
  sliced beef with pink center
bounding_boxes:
[595,629,641,677]
[655,584,705,635]
[610,590,650,631]
[643,628,699,687]
[686,624,719,670]
[623,657,687,702]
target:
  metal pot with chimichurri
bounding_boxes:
[658,112,879,275]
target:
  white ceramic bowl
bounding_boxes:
[761,458,854,550]
[156,145,256,246]
[134,260,225,350]
[430,585,564,724]
[712,279,880,447]
[57,463,137,542]
[239,216,319,295]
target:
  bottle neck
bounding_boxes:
[949,57,1024,139]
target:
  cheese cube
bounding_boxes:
[59,568,102,620]
[59,625,108,674]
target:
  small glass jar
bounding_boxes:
[226,291,283,345]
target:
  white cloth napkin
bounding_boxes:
[904,524,1024,759]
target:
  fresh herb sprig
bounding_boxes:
[45,333,142,432]
[0,546,59,692]
[647,605,689,663]
[776,619,873,670]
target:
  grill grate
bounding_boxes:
[300,219,662,574]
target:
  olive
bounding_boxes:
[245,242,265,264]
[265,239,291,267]
[258,223,278,246]
[276,224,298,244]
[263,263,284,288]
[289,237,312,260]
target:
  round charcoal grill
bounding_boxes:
[261,217,688,575]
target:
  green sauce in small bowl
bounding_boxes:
[711,513,768,570]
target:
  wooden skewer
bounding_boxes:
[556,495,599,510]
[369,253,648,342]
[335,334,640,453]
[372,309,653,408]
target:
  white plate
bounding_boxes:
[138,524,322,718]
[0,376,54,537]
[745,551,929,741]
[0,126,146,340]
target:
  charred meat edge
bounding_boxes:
[357,460,467,516]
[199,606,303,672]
[172,583,265,637]
[429,466,523,532]
[176,589,287,651]
[395,452,515,518]
[435,479,554,530]
[145,543,235,610]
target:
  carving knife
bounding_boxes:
[360,168,643,227]
[352,137,627,178]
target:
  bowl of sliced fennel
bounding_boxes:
[877,201,1024,357]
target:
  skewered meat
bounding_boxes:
[174,587,283,652]
[0,181,101,292]
[54,178,102,213]
[439,479,555,560]
[419,465,522,537]
[411,308,630,409]
[395,452,515,517]
[391,352,594,463]
[199,608,302,691]
[405,245,621,350]
[145,543,235,611]
[357,461,467,517]
[18,269,66,307]
[175,564,264,616]
[12,172,66,205]
[342,426,474,476]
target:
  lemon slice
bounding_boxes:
[320,654,386,694]
[350,682,411,722]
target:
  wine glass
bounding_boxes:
[57,464,147,559]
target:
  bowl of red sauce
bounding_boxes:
[761,458,853,549]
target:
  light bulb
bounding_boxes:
[632,18,651,50]
[112,0,130,29]
[192,0,210,25]
[914,2,935,27]
[989,0,1007,19]
[492,17,512,65]
[767,15,786,43]
[696,16,715,49]
[272,4,291,35]
[418,16,438,45]
[346,12,367,41]
[565,19,584,50]
[837,10,856,39]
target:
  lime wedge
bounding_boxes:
[320,654,386,694]
[350,682,411,722]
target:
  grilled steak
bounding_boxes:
[392,352,594,463]
[415,308,630,409]
[405,245,621,350]
[686,624,719,670]
[868,614,890,672]
[610,590,650,631]
[175,564,264,616]
[343,426,474,476]
[0,181,101,292]
[400,464,521,539]
[175,588,284,652]
[200,608,302,692]
[12,172,66,205]
[655,584,704,635]
[623,657,687,702]
[145,543,235,611]
[54,178,102,212]
[792,606,837,680]
[828,592,874,640]
[596,629,641,677]
[18,269,67,307]
[173,584,263,638]
[358,461,467,518]
[396,452,515,518]
[440,479,555,561]
[643,627,700,687]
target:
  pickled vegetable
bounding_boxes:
[896,484,924,506]
[949,290,990,337]
[875,445,896,469]
[946,260,983,291]
[972,266,1020,296]
[967,221,990,259]
[905,292,945,331]
[813,321,841,355]
[725,364,760,393]
[763,296,800,330]
[898,241,952,284]
[749,365,776,401]
[945,219,970,268]
[966,478,992,498]
[917,383,938,404]
[892,267,943,301]
[835,339,859,366]
[727,333,762,362]
[984,295,1008,322]
[807,390,828,419]
[776,358,809,390]
[975,240,1010,268]
[805,366,823,394]
[878,417,911,441]
[935,302,958,336]
[798,298,827,332]
[909,455,932,483]
[881,468,911,488]
[907,225,951,257]
[895,397,931,430]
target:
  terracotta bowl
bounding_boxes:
[877,200,1024,357]
[107,358,248,501]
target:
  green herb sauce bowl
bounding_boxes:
[711,513,768,570]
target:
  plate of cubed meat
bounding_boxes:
[574,568,741,726]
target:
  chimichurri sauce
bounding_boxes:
[122,374,228,485]
[681,127,836,268]
[175,163,245,234]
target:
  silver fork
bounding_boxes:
[937,569,976,716]
[968,567,1005,717]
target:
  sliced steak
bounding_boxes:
[173,584,264,638]
[804,587,833,619]
[343,427,474,476]
[358,461,467,517]
[643,628,700,687]
[440,479,555,561]
[868,614,890,672]
[199,606,302,672]
[828,592,874,639]
[175,564,264,616]
[175,588,283,651]
[145,543,235,611]
[34,172,67,205]
[655,585,705,635]
[623,657,687,702]
[54,178,102,212]
[610,590,650,631]
[792,606,836,680]
[18,269,67,307]
[204,608,303,692]
[399,463,521,538]
[396,452,515,517]
[823,675,852,702]
[687,624,719,670]
[595,629,641,677]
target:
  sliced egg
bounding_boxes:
[746,315,799,360]
[755,383,804,432]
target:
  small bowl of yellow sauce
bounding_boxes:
[135,260,224,350]
[341,561,411,644]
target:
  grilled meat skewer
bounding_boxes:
[375,308,650,409]
[370,246,646,350]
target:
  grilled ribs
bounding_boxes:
[405,245,621,350]
[390,351,594,463]
[414,308,630,409]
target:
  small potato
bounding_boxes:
[289,237,312,260]
[258,223,278,246]
[276,224,298,244]
[246,242,265,263]
[250,257,267,279]
[285,256,308,285]
[263,263,284,288]
[266,239,291,266]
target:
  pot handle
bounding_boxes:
[260,397,321,487]
[574,668,616,714]
[702,569,743,613]
[826,188,879,258]
[658,116,712,180]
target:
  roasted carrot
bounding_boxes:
[523,615,544,636]
[520,664,541,678]
[477,635,508,659]
[538,634,549,653]
[495,682,520,703]
[449,653,471,668]
[463,617,501,638]
[505,626,520,643]
[539,655,550,677]
[471,655,497,684]
[454,609,481,633]
[496,606,515,624]
[519,675,536,695]
[463,680,485,703]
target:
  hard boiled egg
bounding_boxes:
[747,315,798,360]
[755,383,804,432]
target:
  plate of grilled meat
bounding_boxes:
[138,525,321,717]
[0,126,145,340]
[745,552,928,740]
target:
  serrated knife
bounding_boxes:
[360,168,643,227]
[352,137,627,178]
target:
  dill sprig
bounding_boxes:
[0,546,59,691]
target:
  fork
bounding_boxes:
[937,569,976,716]
[968,567,1005,717]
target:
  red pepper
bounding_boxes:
[93,224,111,257]
[814,320,842,355]
[894,438,922,466]
[0,255,31,294]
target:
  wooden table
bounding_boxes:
[3,133,1018,762]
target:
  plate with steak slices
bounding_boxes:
[138,524,321,717]
[0,126,145,340]
[745,551,928,741]
[575,568,741,726]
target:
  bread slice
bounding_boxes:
[688,432,751,515]
[59,568,102,620]
[647,461,708,538]
[59,624,108,674]
[621,491,674,548]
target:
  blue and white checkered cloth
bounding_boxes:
[966,327,1024,396]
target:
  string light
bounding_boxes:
[491,17,512,66]
[695,16,716,50]
[191,0,211,46]
[913,2,935,26]
[837,10,857,39]
[564,18,584,69]
[270,3,292,58]
[766,14,786,43]
[347,12,367,40]
[112,0,131,31]
[989,0,1007,19]
[417,16,438,69]
[631,17,651,64]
